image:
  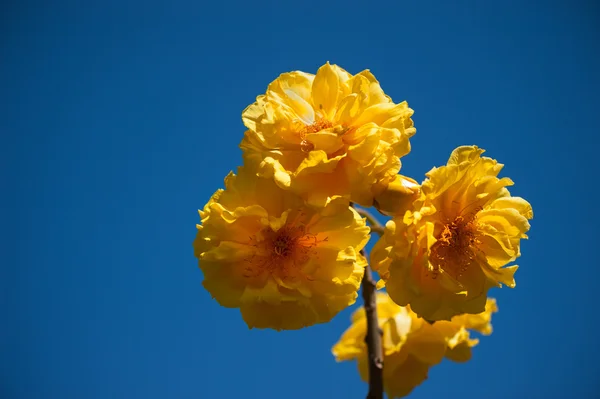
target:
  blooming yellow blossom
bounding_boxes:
[193,166,370,330]
[241,62,416,207]
[371,146,532,320]
[332,293,497,398]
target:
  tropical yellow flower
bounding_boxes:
[193,166,370,330]
[371,146,533,320]
[332,293,497,398]
[241,62,416,207]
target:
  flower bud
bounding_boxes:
[373,174,420,216]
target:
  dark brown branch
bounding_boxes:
[351,203,384,398]
[361,254,384,399]
[355,207,385,236]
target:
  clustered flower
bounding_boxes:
[371,146,533,321]
[333,293,498,398]
[193,63,532,397]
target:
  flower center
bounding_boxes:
[244,217,327,281]
[299,118,333,152]
[429,213,481,283]
[304,118,333,134]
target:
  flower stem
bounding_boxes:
[351,203,384,398]
[361,251,384,399]
[355,207,385,236]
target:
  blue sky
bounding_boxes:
[3,1,599,398]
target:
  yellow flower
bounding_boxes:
[332,293,497,398]
[371,146,533,320]
[241,62,416,207]
[193,166,370,330]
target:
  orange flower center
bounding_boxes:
[429,212,482,283]
[244,217,327,281]
[299,118,333,152]
[304,118,334,134]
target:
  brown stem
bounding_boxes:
[361,254,384,399]
[355,207,385,236]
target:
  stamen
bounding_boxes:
[429,209,482,284]
[304,118,333,134]
[298,118,333,153]
[244,217,328,281]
